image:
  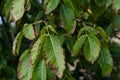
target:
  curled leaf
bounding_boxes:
[22,23,35,40]
[11,0,25,22]
[12,32,23,56]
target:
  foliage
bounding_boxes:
[0,0,120,80]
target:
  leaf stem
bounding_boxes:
[32,20,44,25]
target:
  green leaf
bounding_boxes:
[45,0,60,14]
[46,68,54,80]
[94,0,106,6]
[12,32,23,56]
[60,4,76,34]
[112,15,120,30]
[90,0,105,17]
[98,44,113,76]
[26,0,31,11]
[71,0,84,17]
[82,12,89,20]
[22,23,35,40]
[35,11,44,33]
[44,0,49,7]
[44,35,65,78]
[72,35,87,56]
[58,32,65,45]
[78,26,96,38]
[83,34,101,63]
[11,0,25,22]
[65,35,75,51]
[30,34,47,67]
[32,60,46,80]
[62,0,74,10]
[106,24,114,36]
[18,50,32,80]
[0,43,2,52]
[106,0,112,8]
[109,42,120,54]
[48,25,57,34]
[96,26,109,43]
[113,0,120,10]
[4,0,12,21]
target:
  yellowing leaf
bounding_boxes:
[26,0,31,11]
[45,0,60,14]
[48,25,57,34]
[11,0,25,22]
[72,35,87,56]
[44,35,65,78]
[60,4,76,34]
[30,35,47,67]
[12,32,23,56]
[83,34,100,64]
[22,23,35,40]
[98,44,113,76]
[18,50,32,80]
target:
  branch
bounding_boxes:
[0,14,13,46]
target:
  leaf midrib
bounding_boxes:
[49,35,58,66]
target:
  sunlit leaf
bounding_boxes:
[26,0,31,11]
[44,35,65,78]
[78,26,96,38]
[113,0,120,10]
[11,0,25,22]
[45,0,60,14]
[30,34,47,67]
[83,34,101,63]
[18,50,32,80]
[106,0,112,8]
[48,25,57,34]
[22,23,35,40]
